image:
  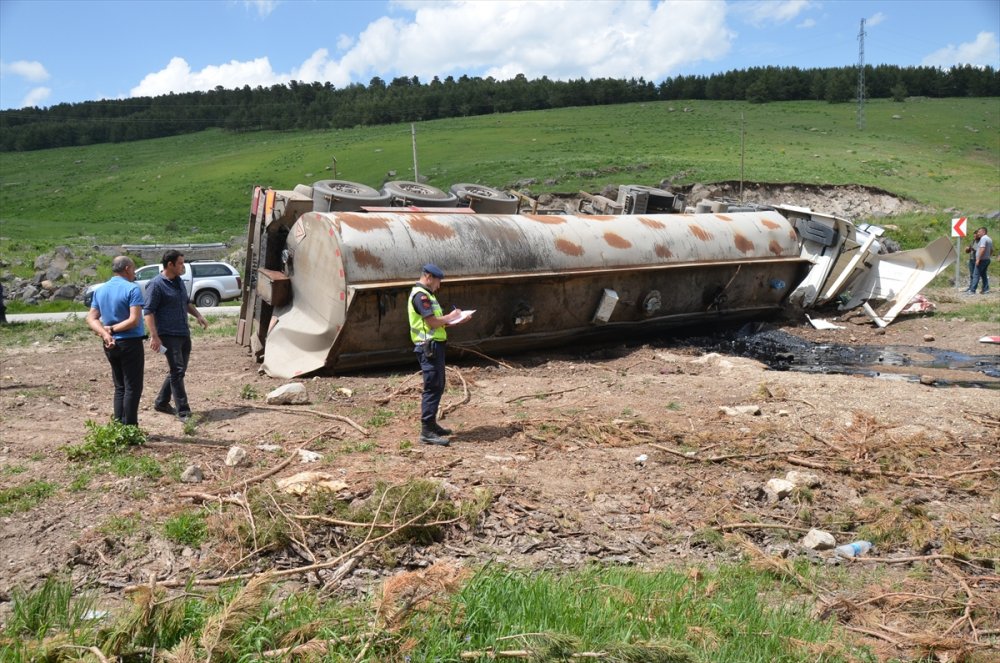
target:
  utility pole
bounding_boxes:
[857,18,866,130]
[411,123,419,182]
[739,112,745,204]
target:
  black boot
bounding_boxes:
[432,422,453,436]
[420,429,450,446]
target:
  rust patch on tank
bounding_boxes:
[733,233,755,254]
[715,214,733,222]
[352,247,383,270]
[639,216,665,229]
[523,214,567,225]
[688,224,713,241]
[589,215,617,222]
[769,240,785,256]
[654,243,673,259]
[604,232,632,249]
[408,215,456,239]
[555,238,584,256]
[339,213,390,232]
[788,229,798,242]
[761,219,781,230]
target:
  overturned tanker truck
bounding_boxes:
[236,180,955,379]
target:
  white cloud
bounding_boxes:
[866,12,886,28]
[242,0,279,18]
[921,32,1000,68]
[300,0,733,86]
[0,59,50,82]
[130,56,285,97]
[733,0,812,28]
[796,18,815,29]
[128,0,735,97]
[21,86,51,107]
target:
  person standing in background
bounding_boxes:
[968,227,992,294]
[86,256,145,425]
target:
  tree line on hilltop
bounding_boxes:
[1,64,997,152]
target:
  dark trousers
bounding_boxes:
[417,341,446,429]
[104,338,144,426]
[970,259,991,293]
[156,335,192,415]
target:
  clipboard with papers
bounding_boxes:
[449,309,475,325]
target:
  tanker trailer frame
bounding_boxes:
[237,185,955,379]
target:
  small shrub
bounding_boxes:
[182,414,201,436]
[239,384,259,400]
[65,420,147,460]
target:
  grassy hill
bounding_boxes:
[0,97,997,278]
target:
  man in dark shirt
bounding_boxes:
[143,250,207,421]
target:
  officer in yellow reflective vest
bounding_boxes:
[409,264,466,446]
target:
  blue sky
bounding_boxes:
[1,0,998,110]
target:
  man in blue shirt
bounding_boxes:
[144,250,208,421]
[86,256,145,426]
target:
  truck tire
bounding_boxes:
[312,180,390,212]
[381,181,459,208]
[450,183,519,214]
[195,290,220,308]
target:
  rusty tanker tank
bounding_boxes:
[237,182,954,379]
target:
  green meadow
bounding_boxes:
[0,97,997,287]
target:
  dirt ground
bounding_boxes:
[1,286,998,658]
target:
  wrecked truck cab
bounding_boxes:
[238,184,955,379]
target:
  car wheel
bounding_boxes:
[381,181,459,207]
[312,180,391,212]
[450,183,519,214]
[195,290,220,308]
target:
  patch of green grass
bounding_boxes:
[64,420,147,460]
[365,407,395,428]
[109,454,163,480]
[0,480,57,515]
[339,440,376,454]
[163,510,208,547]
[411,564,861,662]
[100,514,143,538]
[935,297,1000,323]
[0,318,94,346]
[2,562,872,662]
[1,464,28,475]
[68,470,93,492]
[666,401,682,411]
[4,575,99,640]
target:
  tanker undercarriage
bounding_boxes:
[236,181,955,379]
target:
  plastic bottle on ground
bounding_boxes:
[834,540,873,558]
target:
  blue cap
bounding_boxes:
[422,263,444,279]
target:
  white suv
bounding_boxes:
[85,260,242,308]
